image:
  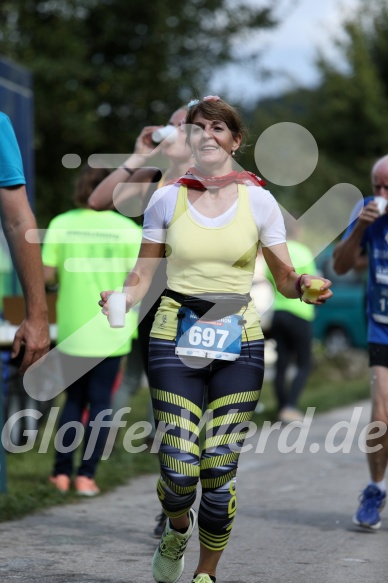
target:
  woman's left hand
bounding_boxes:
[300,276,333,305]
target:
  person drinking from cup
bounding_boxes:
[334,154,388,530]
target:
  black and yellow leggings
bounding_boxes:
[148,338,264,551]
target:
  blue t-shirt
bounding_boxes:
[0,112,26,187]
[343,195,388,344]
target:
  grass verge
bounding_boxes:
[0,389,159,522]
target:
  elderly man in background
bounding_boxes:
[333,155,388,530]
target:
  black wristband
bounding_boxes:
[120,165,135,176]
[295,273,307,302]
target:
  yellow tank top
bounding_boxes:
[150,184,263,341]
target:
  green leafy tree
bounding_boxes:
[304,0,388,199]
[0,0,280,225]
[243,0,388,219]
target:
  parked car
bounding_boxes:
[313,244,367,354]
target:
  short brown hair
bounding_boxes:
[185,98,247,152]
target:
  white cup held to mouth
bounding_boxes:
[374,196,387,216]
[107,292,127,328]
[152,124,176,143]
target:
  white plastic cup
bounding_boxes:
[107,292,127,328]
[152,124,176,143]
[374,196,387,215]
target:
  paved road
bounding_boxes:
[0,401,386,583]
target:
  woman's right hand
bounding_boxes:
[99,290,132,318]
[133,125,163,156]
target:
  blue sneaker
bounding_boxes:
[353,485,386,529]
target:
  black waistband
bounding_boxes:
[163,289,251,303]
[162,289,251,319]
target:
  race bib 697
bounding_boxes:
[175,307,242,361]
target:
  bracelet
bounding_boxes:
[120,165,136,176]
[295,273,308,301]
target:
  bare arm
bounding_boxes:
[0,185,50,372]
[99,239,165,314]
[88,166,160,210]
[263,243,332,304]
[333,199,381,275]
[354,253,368,272]
[88,125,164,210]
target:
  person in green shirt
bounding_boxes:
[266,220,317,423]
[42,164,141,495]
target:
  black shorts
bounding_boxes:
[368,343,388,367]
